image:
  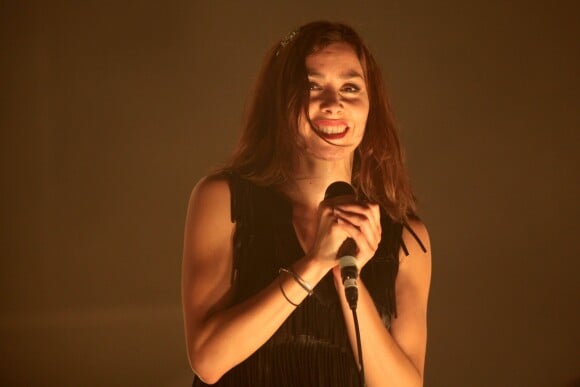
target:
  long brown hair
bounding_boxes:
[223,21,417,221]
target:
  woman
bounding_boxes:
[182,21,431,386]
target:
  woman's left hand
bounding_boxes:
[329,199,382,270]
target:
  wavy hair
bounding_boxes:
[222,21,417,221]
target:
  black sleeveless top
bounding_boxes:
[192,174,424,386]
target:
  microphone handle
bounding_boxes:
[339,254,358,309]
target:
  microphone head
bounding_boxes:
[324,181,354,200]
[337,237,357,257]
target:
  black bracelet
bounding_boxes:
[278,277,299,307]
[279,267,314,296]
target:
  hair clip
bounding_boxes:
[276,30,298,56]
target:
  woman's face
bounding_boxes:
[297,42,369,162]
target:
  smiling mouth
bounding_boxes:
[312,120,349,139]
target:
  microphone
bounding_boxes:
[324,181,359,309]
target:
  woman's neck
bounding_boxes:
[280,156,353,213]
[277,156,353,253]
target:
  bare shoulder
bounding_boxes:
[183,174,234,265]
[188,174,231,214]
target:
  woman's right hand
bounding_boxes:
[306,198,350,269]
[308,196,382,272]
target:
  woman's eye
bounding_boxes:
[309,82,322,91]
[341,84,360,93]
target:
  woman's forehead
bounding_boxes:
[305,42,364,78]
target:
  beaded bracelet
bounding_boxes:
[279,267,314,296]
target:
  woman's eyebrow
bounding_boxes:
[307,69,364,80]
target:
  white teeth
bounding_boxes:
[315,125,347,134]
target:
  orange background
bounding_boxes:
[1,1,579,386]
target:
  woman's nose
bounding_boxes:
[319,89,343,114]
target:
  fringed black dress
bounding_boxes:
[192,173,424,387]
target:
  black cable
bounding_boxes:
[352,307,365,387]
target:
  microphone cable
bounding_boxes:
[352,306,365,387]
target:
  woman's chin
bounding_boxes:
[300,146,355,163]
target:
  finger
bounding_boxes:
[334,213,379,249]
[336,219,378,257]
[334,206,381,238]
[334,207,366,228]
[334,202,379,225]
[368,203,381,230]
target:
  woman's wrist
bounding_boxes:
[305,250,339,274]
[293,253,331,287]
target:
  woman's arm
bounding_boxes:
[336,218,432,387]
[181,176,334,384]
